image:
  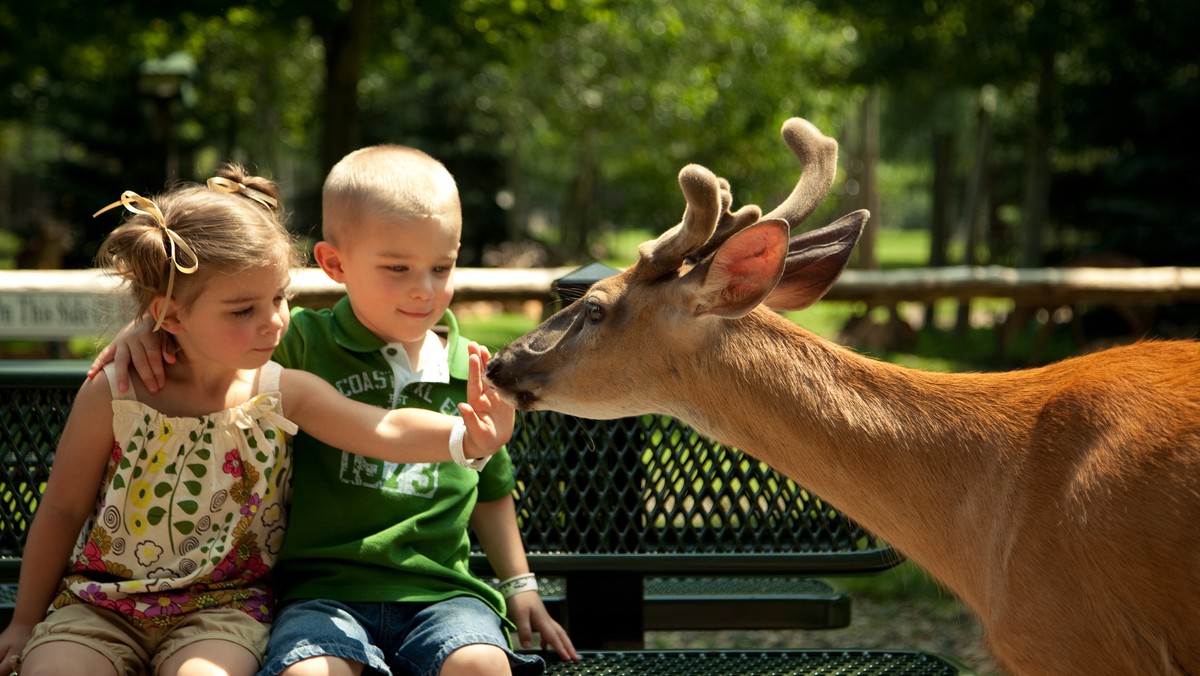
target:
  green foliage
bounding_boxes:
[0,3,324,264]
[814,0,1200,266]
[481,0,863,262]
[2,0,1198,270]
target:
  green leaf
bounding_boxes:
[188,464,207,477]
[183,480,202,496]
[174,520,195,535]
[147,506,166,525]
[154,482,173,498]
[178,500,198,515]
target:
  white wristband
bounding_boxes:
[498,573,538,598]
[449,419,489,471]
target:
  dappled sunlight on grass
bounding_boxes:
[457,312,540,352]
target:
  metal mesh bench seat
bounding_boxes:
[533,650,969,675]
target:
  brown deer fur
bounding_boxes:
[486,117,1200,675]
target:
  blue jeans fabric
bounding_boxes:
[257,597,546,676]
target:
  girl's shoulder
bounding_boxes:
[259,359,285,393]
[275,364,333,425]
[76,367,119,409]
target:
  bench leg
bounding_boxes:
[564,572,644,650]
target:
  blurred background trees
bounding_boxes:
[1,0,1197,272]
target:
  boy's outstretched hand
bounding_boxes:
[458,342,516,460]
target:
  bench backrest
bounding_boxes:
[0,360,895,577]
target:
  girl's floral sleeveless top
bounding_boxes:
[52,361,297,628]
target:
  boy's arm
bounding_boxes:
[281,344,513,464]
[86,315,172,393]
[0,376,117,666]
[471,497,578,661]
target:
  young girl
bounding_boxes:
[0,166,512,676]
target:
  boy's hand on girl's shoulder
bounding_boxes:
[86,315,172,393]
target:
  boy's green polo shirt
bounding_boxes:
[271,296,513,620]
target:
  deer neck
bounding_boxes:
[659,310,1035,608]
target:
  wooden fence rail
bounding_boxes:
[829,265,1200,306]
[3,266,1200,340]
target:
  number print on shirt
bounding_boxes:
[338,453,438,498]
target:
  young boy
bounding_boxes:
[94,147,577,675]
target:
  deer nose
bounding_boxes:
[484,353,506,384]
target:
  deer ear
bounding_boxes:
[691,220,789,318]
[763,210,867,311]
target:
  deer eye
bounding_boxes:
[584,301,605,324]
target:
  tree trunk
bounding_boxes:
[318,0,375,174]
[561,125,596,260]
[955,88,995,334]
[1019,50,1056,268]
[927,131,954,328]
[852,88,881,270]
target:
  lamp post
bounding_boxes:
[138,52,196,183]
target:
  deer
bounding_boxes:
[485,117,1200,675]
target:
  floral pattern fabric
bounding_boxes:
[52,362,296,629]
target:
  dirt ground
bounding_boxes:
[647,594,1005,675]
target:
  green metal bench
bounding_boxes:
[0,359,972,674]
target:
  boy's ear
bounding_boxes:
[313,241,346,283]
[151,297,183,334]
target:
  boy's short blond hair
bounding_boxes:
[322,145,461,245]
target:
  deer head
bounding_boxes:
[487,117,869,420]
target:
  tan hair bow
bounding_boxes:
[207,176,279,210]
[94,191,199,331]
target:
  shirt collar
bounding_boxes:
[382,333,450,386]
[330,296,469,380]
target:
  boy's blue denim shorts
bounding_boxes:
[257,596,546,676]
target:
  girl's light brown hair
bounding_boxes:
[95,163,302,330]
